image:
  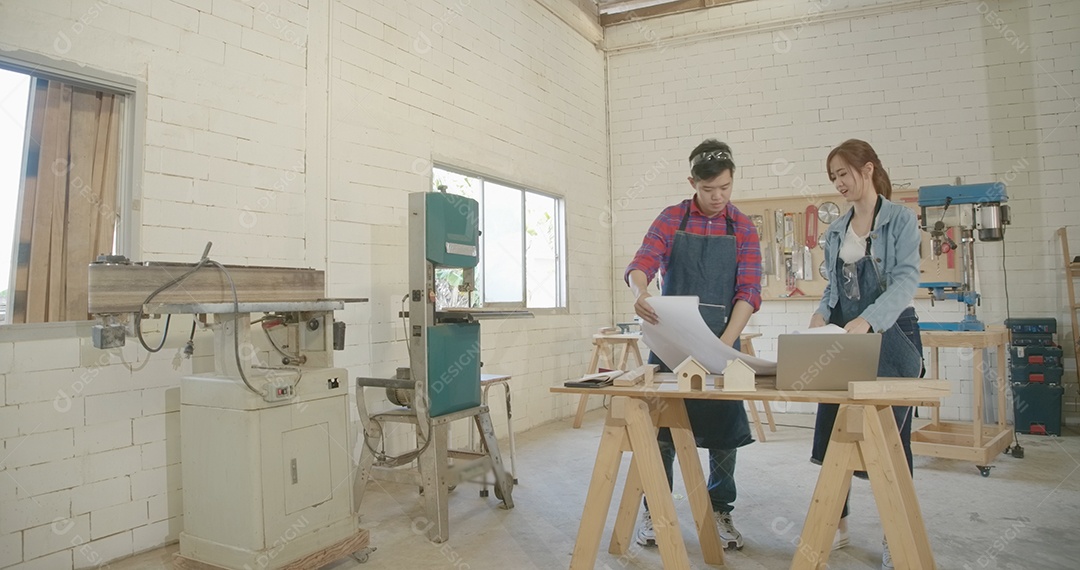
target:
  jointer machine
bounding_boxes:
[87,249,373,568]
[354,191,529,543]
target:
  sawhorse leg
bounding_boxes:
[573,340,605,428]
[571,397,724,570]
[792,404,934,569]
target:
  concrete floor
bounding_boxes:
[114,411,1080,570]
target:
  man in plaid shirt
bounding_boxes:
[625,139,762,551]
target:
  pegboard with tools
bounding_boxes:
[737,190,959,301]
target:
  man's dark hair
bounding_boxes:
[688,139,735,181]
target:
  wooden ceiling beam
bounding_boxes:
[599,0,747,27]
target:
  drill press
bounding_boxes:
[917,182,1011,331]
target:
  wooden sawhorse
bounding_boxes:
[738,332,777,441]
[572,333,644,428]
[553,378,944,569]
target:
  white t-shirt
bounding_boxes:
[838,219,916,309]
[839,224,869,264]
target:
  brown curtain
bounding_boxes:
[11,78,121,323]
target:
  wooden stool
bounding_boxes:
[572,333,644,428]
[739,333,777,442]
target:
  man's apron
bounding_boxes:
[652,207,753,450]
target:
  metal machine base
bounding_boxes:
[353,388,514,543]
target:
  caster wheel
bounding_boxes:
[352,547,376,563]
[1011,445,1024,459]
[977,465,993,477]
[513,478,519,485]
[479,489,489,498]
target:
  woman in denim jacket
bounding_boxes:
[807,139,924,570]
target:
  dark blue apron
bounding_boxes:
[652,205,753,450]
[812,197,922,466]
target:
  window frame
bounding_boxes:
[431,164,568,314]
[0,50,145,327]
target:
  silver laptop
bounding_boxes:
[775,333,882,391]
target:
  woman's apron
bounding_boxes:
[811,197,922,464]
[653,206,753,450]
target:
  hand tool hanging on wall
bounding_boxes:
[792,213,804,279]
[805,205,819,249]
[774,209,785,280]
[760,211,772,287]
[802,209,814,281]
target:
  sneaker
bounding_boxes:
[635,509,656,547]
[833,517,850,551]
[882,539,894,569]
[832,528,850,551]
[714,511,744,550]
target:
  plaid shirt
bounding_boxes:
[626,198,763,312]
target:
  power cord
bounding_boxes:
[1002,237,1023,458]
[358,292,433,467]
[136,242,264,397]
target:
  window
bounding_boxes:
[1,55,135,324]
[432,167,566,309]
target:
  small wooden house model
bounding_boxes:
[674,356,709,391]
[721,359,756,392]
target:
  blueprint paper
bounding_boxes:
[641,296,777,376]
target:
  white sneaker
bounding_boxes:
[833,517,850,550]
[832,528,850,550]
[882,539,894,569]
[635,509,656,547]
[714,511,744,550]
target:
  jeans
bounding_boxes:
[644,442,737,514]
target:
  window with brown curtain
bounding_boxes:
[7,76,124,323]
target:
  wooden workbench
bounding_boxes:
[911,328,1011,476]
[553,376,944,570]
[572,333,778,441]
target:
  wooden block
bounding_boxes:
[613,364,659,387]
[174,529,369,570]
[88,263,326,313]
[849,380,951,400]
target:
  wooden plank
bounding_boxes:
[608,454,644,555]
[573,341,604,429]
[624,399,691,570]
[921,329,1008,349]
[64,88,99,320]
[910,440,986,463]
[791,405,859,570]
[174,529,369,570]
[864,405,934,569]
[930,347,940,426]
[747,402,767,442]
[614,364,659,387]
[91,94,120,268]
[87,264,326,313]
[570,422,628,570]
[26,81,67,322]
[47,83,73,321]
[552,384,943,407]
[973,349,984,448]
[11,78,48,324]
[849,380,951,400]
[665,401,725,566]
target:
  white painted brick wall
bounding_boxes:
[607,0,1080,424]
[22,516,89,561]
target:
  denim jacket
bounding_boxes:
[815,197,921,333]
